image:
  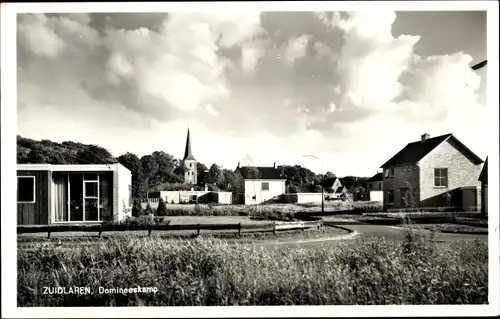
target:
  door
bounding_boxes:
[84,180,99,221]
[69,174,84,221]
[462,188,477,211]
[399,187,410,208]
[68,173,100,222]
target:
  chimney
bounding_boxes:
[421,133,430,142]
[273,162,276,168]
[237,161,240,169]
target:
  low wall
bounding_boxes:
[279,193,324,204]
[157,191,232,204]
[369,191,383,202]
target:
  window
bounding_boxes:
[368,183,372,189]
[384,167,395,178]
[189,163,192,168]
[378,183,382,190]
[434,168,448,187]
[386,190,394,204]
[84,173,98,181]
[17,176,35,203]
[261,182,269,191]
[85,182,98,197]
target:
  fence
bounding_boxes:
[17,219,324,239]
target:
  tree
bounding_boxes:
[196,162,209,186]
[76,144,117,164]
[222,169,239,190]
[173,160,186,180]
[131,199,144,217]
[206,163,223,186]
[140,155,159,191]
[325,171,336,178]
[278,165,316,187]
[156,198,168,216]
[152,151,178,183]
[117,152,141,173]
[134,166,149,198]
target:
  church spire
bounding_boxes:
[183,128,196,161]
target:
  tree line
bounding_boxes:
[17,136,368,197]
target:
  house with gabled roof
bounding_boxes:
[380,133,484,212]
[366,172,383,201]
[234,162,286,205]
[478,157,488,218]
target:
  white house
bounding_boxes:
[234,163,286,205]
[365,172,383,202]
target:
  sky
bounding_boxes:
[17,10,488,177]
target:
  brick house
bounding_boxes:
[380,133,484,212]
[478,157,488,218]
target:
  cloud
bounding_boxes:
[311,10,486,168]
[18,12,265,120]
[17,11,487,176]
[241,40,268,75]
[17,14,68,58]
[334,11,421,111]
[283,34,311,64]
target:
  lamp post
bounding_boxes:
[303,154,324,214]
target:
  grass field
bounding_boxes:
[406,223,488,234]
[18,226,487,306]
[140,201,383,220]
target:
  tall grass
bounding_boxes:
[18,228,487,306]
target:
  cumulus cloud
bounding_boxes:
[308,10,487,169]
[334,11,421,111]
[283,34,311,64]
[313,41,339,62]
[18,12,265,118]
[18,14,68,58]
[17,11,487,176]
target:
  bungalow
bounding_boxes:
[380,133,484,212]
[479,157,488,218]
[234,163,286,205]
[17,164,132,225]
[365,172,383,202]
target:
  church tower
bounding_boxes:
[183,128,197,185]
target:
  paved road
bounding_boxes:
[254,223,488,249]
[18,222,489,252]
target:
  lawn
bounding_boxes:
[18,226,487,306]
[407,223,488,234]
[140,200,383,220]
[17,224,349,246]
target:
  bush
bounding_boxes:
[156,198,168,216]
[17,231,488,306]
[131,199,144,217]
[120,215,156,227]
[144,202,155,216]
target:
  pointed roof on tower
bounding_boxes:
[183,128,196,161]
